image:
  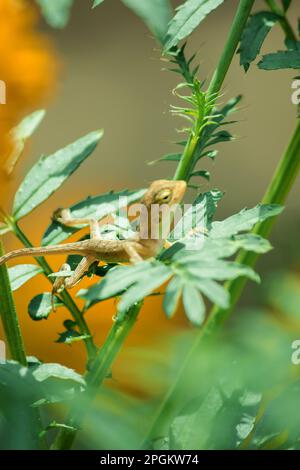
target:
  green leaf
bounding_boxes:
[121,0,173,44]
[285,38,300,51]
[258,51,300,70]
[56,330,90,344]
[0,223,11,236]
[79,261,172,316]
[78,262,152,303]
[164,0,224,51]
[163,276,183,318]
[197,279,230,309]
[200,234,272,259]
[28,293,63,321]
[169,189,223,244]
[5,110,46,174]
[32,363,86,388]
[117,264,172,314]
[148,153,182,165]
[93,0,105,7]
[36,0,74,28]
[239,12,278,72]
[13,130,103,221]
[203,130,233,148]
[182,284,205,326]
[190,170,210,180]
[210,204,283,238]
[180,258,260,283]
[8,264,43,291]
[281,0,292,12]
[42,188,144,245]
[196,96,241,160]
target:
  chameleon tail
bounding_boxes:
[0,242,89,265]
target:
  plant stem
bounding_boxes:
[8,220,97,363]
[265,0,297,41]
[51,302,141,450]
[174,0,255,181]
[0,240,27,366]
[0,240,48,449]
[144,118,300,442]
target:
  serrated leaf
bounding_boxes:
[28,293,63,321]
[181,258,260,283]
[8,264,43,291]
[164,0,224,51]
[32,363,86,387]
[199,234,272,260]
[5,110,46,174]
[258,51,300,70]
[239,12,278,72]
[36,0,74,28]
[42,188,144,245]
[182,284,205,326]
[79,261,172,316]
[163,276,183,318]
[169,189,223,243]
[13,130,103,220]
[210,204,283,238]
[121,0,172,43]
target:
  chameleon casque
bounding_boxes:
[0,180,187,297]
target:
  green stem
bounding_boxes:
[174,0,255,181]
[144,118,300,443]
[265,0,297,41]
[0,240,27,366]
[9,220,97,363]
[0,240,48,449]
[51,302,141,450]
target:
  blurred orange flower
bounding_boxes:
[0,0,57,199]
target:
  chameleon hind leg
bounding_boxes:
[51,256,97,310]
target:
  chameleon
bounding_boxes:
[0,180,186,296]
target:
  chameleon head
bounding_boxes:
[142,179,187,208]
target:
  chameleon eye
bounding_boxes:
[154,189,172,203]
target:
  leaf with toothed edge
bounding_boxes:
[13,130,103,221]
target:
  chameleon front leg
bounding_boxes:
[51,210,101,308]
[53,208,101,240]
[123,242,143,263]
